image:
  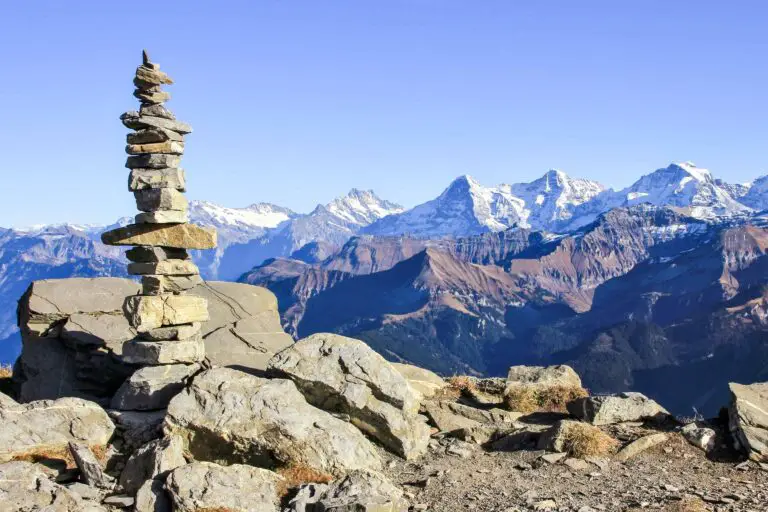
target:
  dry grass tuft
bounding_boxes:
[276,463,333,497]
[11,444,108,469]
[446,376,477,394]
[561,422,619,458]
[0,364,12,378]
[504,384,588,414]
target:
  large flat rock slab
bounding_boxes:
[101,222,216,249]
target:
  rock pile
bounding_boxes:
[101,50,217,411]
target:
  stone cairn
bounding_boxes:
[102,51,217,383]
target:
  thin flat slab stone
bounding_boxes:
[121,112,192,135]
[135,188,188,212]
[126,154,180,170]
[135,65,173,86]
[127,128,183,144]
[142,274,203,295]
[138,322,201,341]
[139,104,175,120]
[126,246,189,263]
[128,168,186,192]
[128,260,199,276]
[126,141,184,155]
[122,338,205,365]
[134,89,170,104]
[135,211,189,224]
[124,294,209,331]
[102,223,216,249]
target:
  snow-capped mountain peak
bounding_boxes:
[189,200,296,229]
[325,189,404,225]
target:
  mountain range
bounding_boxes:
[4,161,768,414]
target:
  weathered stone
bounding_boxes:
[0,396,115,462]
[135,189,188,214]
[118,436,186,494]
[126,154,180,170]
[68,442,114,489]
[128,168,186,192]
[129,260,199,277]
[138,322,201,341]
[103,495,135,507]
[135,478,171,512]
[111,363,200,411]
[728,382,768,462]
[108,410,166,450]
[61,312,136,350]
[126,246,189,263]
[135,65,173,86]
[124,294,209,331]
[134,89,170,104]
[121,112,192,135]
[288,469,408,512]
[166,462,283,512]
[615,433,668,461]
[127,141,184,156]
[102,223,216,249]
[139,104,175,120]
[135,210,189,224]
[424,400,521,432]
[165,368,382,475]
[567,392,669,426]
[128,128,183,144]
[505,365,582,392]
[122,338,205,365]
[0,461,107,512]
[268,333,430,459]
[681,422,716,452]
[142,274,203,295]
[391,362,446,400]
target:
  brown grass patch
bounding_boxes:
[0,364,12,378]
[446,376,477,394]
[504,384,588,413]
[276,463,333,497]
[560,422,619,458]
[11,444,108,469]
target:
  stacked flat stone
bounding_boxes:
[102,50,217,374]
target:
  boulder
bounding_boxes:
[504,365,586,413]
[424,400,521,432]
[391,362,446,399]
[505,365,582,391]
[567,392,669,426]
[68,442,114,489]
[287,469,408,512]
[15,279,293,403]
[165,461,282,512]
[165,367,382,475]
[0,461,107,512]
[135,478,171,512]
[119,435,186,494]
[681,423,716,452]
[0,396,115,462]
[268,333,430,459]
[728,382,768,461]
[111,363,200,411]
[108,410,166,451]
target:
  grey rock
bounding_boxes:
[126,140,184,156]
[128,168,186,192]
[120,112,192,135]
[126,246,189,263]
[139,104,175,120]
[61,312,136,351]
[165,461,282,512]
[0,461,108,511]
[505,365,582,394]
[728,382,768,461]
[567,392,669,426]
[391,362,446,400]
[134,88,170,104]
[125,154,180,170]
[127,128,183,144]
[135,478,171,512]
[165,368,382,475]
[615,433,669,461]
[0,396,115,462]
[135,210,189,224]
[134,65,173,86]
[118,436,186,494]
[289,469,408,512]
[123,294,209,332]
[424,400,522,432]
[134,188,188,212]
[121,338,205,365]
[142,274,204,295]
[268,333,430,459]
[128,260,199,277]
[110,364,200,411]
[102,494,135,507]
[681,422,716,452]
[102,222,216,249]
[138,322,201,341]
[69,442,114,489]
[108,410,166,450]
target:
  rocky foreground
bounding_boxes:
[3,280,768,511]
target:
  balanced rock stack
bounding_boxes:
[101,51,217,409]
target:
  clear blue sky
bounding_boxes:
[2,1,767,227]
